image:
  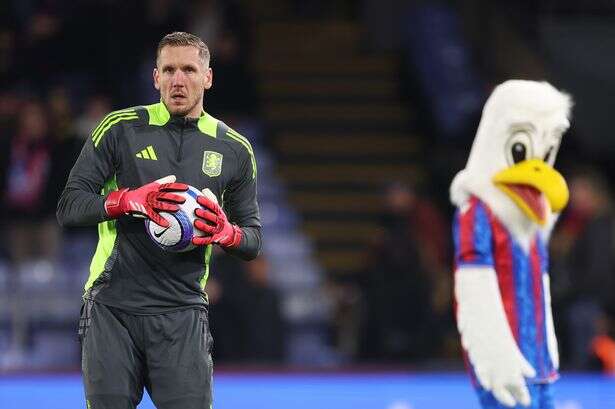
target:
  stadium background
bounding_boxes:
[1,0,614,407]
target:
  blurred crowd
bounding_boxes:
[355,182,454,363]
[550,170,615,372]
[0,0,258,116]
[1,0,614,376]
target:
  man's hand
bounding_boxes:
[193,190,242,248]
[104,175,188,228]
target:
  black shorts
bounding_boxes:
[79,300,213,409]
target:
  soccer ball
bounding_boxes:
[145,186,217,252]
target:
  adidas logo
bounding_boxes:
[136,145,157,160]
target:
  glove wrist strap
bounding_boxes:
[104,188,130,218]
[226,224,243,248]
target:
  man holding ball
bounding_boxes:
[57,32,261,409]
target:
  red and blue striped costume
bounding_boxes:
[453,197,557,408]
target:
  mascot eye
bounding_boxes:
[505,131,533,165]
[511,142,527,163]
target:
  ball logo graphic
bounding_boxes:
[145,186,217,252]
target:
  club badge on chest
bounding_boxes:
[202,151,223,177]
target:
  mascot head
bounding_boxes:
[451,80,572,241]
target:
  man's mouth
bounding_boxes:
[170,94,187,102]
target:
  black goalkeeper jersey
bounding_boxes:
[57,102,261,314]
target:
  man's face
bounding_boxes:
[153,45,212,117]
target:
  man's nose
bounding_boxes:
[171,70,186,86]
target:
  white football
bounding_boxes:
[145,186,218,252]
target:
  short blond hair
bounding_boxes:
[156,31,210,67]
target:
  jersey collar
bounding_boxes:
[146,101,216,137]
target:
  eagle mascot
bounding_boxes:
[451,80,572,408]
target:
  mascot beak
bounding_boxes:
[492,159,569,225]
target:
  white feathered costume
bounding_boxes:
[451,80,572,408]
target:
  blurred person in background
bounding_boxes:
[47,86,84,212]
[0,26,16,89]
[73,95,112,141]
[207,251,284,363]
[550,168,615,370]
[358,181,450,362]
[591,315,615,375]
[47,86,74,141]
[15,8,64,88]
[241,255,284,362]
[0,98,60,365]
[205,249,246,362]
[1,99,59,267]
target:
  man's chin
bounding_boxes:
[164,99,196,117]
[167,103,190,116]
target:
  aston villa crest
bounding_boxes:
[202,151,223,177]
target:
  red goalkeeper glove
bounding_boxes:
[104,175,188,228]
[193,195,242,248]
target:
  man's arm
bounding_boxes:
[56,126,117,227]
[229,227,262,261]
[219,137,262,260]
[223,146,261,260]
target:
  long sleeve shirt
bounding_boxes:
[57,102,261,314]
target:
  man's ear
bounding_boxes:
[204,67,213,91]
[153,68,160,90]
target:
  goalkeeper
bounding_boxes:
[56,32,261,409]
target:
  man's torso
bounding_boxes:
[87,103,253,314]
